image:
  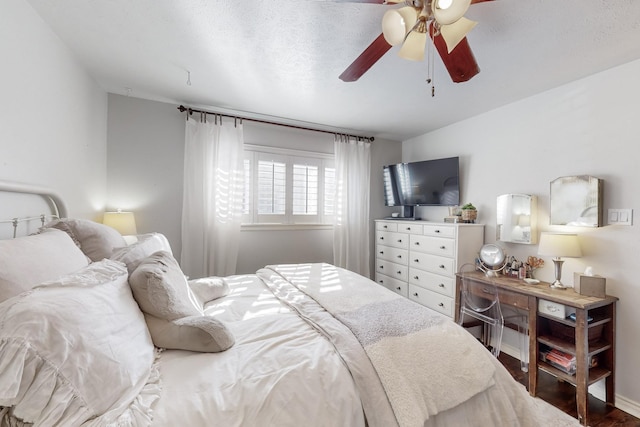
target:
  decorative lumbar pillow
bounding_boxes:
[129,250,235,352]
[0,228,89,303]
[43,218,127,262]
[0,259,157,426]
[128,250,201,320]
[111,232,173,274]
[188,276,230,306]
[144,313,235,353]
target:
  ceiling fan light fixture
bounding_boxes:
[440,16,477,53]
[432,0,471,25]
[382,7,418,46]
[398,28,427,61]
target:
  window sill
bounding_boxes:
[241,223,333,232]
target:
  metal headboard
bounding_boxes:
[0,180,68,238]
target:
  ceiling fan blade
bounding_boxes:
[430,25,479,82]
[339,33,392,82]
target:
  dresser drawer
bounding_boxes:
[398,223,423,234]
[410,234,455,257]
[376,221,398,232]
[376,245,409,266]
[408,284,454,317]
[409,268,455,297]
[375,259,408,282]
[410,253,455,277]
[376,231,409,250]
[423,224,455,238]
[375,273,408,297]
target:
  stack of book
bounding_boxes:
[540,348,577,375]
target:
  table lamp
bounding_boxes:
[103,209,137,244]
[537,232,582,289]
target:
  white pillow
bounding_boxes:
[43,218,127,261]
[188,276,230,306]
[0,228,89,303]
[110,232,173,274]
[0,259,156,426]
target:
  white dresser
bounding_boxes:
[374,219,484,318]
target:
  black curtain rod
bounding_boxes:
[177,105,374,142]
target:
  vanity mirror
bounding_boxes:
[550,176,603,227]
[497,194,537,244]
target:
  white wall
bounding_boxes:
[403,59,640,413]
[0,0,107,218]
[106,95,402,275]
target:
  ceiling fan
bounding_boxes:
[338,0,493,84]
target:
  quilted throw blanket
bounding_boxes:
[257,263,497,427]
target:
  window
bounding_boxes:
[244,145,334,225]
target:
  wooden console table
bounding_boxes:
[455,272,618,426]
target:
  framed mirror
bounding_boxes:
[550,176,603,227]
[497,194,537,244]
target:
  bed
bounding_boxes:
[0,181,579,427]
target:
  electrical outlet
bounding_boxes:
[608,209,633,226]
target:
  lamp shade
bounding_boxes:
[382,7,418,46]
[439,16,477,53]
[538,233,582,258]
[432,0,472,25]
[398,29,427,61]
[103,211,137,235]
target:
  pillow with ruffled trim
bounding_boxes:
[43,218,126,262]
[0,259,158,426]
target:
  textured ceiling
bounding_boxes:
[26,0,640,141]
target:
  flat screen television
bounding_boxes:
[383,156,460,219]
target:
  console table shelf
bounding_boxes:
[455,272,618,426]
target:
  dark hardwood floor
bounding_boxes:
[499,353,640,426]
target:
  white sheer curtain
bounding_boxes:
[181,117,244,279]
[333,135,371,278]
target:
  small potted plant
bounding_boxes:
[461,203,477,222]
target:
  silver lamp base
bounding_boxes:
[550,258,567,290]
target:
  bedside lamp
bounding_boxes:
[103,210,137,244]
[538,232,582,289]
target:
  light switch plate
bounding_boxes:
[608,209,633,226]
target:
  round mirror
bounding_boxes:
[478,244,506,276]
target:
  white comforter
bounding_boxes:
[151,273,365,427]
[150,265,580,427]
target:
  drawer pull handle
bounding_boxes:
[438,302,444,307]
[379,251,384,254]
[383,225,388,229]
[440,245,446,250]
[379,265,384,269]
[380,236,384,240]
[415,242,420,246]
[439,265,446,269]
[435,229,441,233]
[397,255,402,258]
[439,283,445,288]
[414,259,419,263]
[378,280,384,284]
[398,239,402,243]
[396,271,402,275]
[396,286,401,291]
[414,276,419,280]
[413,292,419,297]
[407,227,411,230]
